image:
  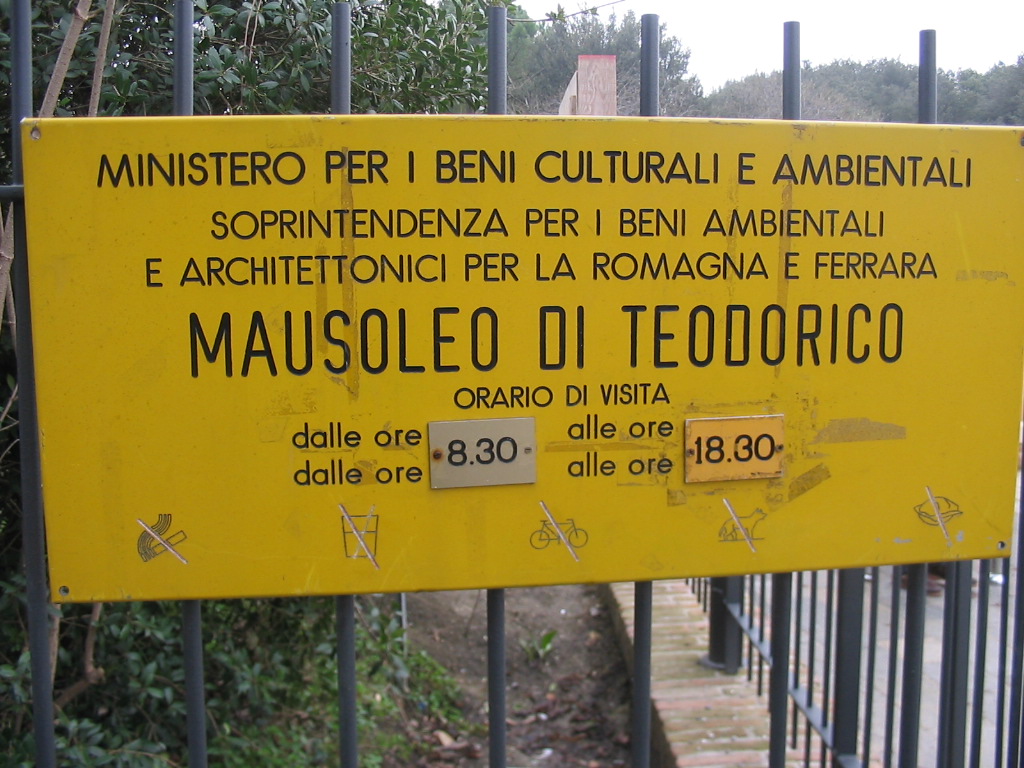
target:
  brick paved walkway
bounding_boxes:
[605,581,794,768]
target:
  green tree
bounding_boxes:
[1,2,490,763]
[0,0,492,172]
[507,9,703,116]
[700,57,1024,125]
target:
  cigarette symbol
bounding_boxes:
[137,514,188,564]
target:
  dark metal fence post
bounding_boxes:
[640,15,659,117]
[12,0,58,763]
[174,4,209,766]
[918,29,938,125]
[937,560,972,768]
[331,3,352,116]
[898,31,937,768]
[782,21,801,120]
[832,568,865,763]
[1010,481,1024,767]
[899,564,927,767]
[767,23,800,768]
[336,595,358,768]
[630,17,660,768]
[330,7,357,767]
[633,582,653,768]
[704,577,741,674]
[486,9,508,768]
[768,574,792,768]
[487,589,507,768]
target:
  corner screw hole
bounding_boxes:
[30,126,41,141]
[58,585,70,596]
[998,541,1007,550]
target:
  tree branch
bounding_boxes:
[88,0,119,117]
[39,0,95,118]
[54,603,105,710]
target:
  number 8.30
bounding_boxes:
[693,433,779,465]
[447,437,519,466]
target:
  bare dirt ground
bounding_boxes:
[404,585,632,767]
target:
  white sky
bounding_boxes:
[513,0,1024,92]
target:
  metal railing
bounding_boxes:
[702,553,1021,768]
[7,4,1024,768]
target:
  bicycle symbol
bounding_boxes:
[529,518,589,550]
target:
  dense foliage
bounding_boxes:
[0,1,489,764]
[0,0,490,171]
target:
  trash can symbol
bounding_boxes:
[341,510,378,560]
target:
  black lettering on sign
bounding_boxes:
[190,307,502,378]
[146,258,163,287]
[436,150,515,183]
[539,306,584,370]
[98,151,306,187]
[323,150,389,183]
[525,208,580,236]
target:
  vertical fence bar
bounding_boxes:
[640,14,659,117]
[769,574,792,768]
[704,577,740,673]
[487,588,507,768]
[969,561,991,768]
[181,602,207,768]
[782,21,801,120]
[897,33,938,768]
[1009,476,1024,768]
[822,570,836,762]
[997,555,1013,767]
[938,560,972,768]
[833,569,865,762]
[173,0,194,116]
[12,0,58,763]
[330,8,356,767]
[484,11,508,767]
[862,567,880,765]
[758,574,767,695]
[336,595,358,768]
[884,567,902,766]
[629,18,660,768]
[488,5,507,116]
[805,572,817,765]
[174,3,208,766]
[633,583,653,768]
[791,572,803,750]
[899,565,927,768]
[918,29,938,124]
[774,34,798,764]
[331,3,352,115]
[485,14,509,766]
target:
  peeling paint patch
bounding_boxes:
[815,417,906,444]
[667,489,688,506]
[789,463,831,501]
[894,538,913,544]
[956,269,1010,282]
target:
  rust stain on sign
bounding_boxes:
[815,418,906,444]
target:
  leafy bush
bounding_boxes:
[1,592,467,765]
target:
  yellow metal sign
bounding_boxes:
[20,115,1024,602]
